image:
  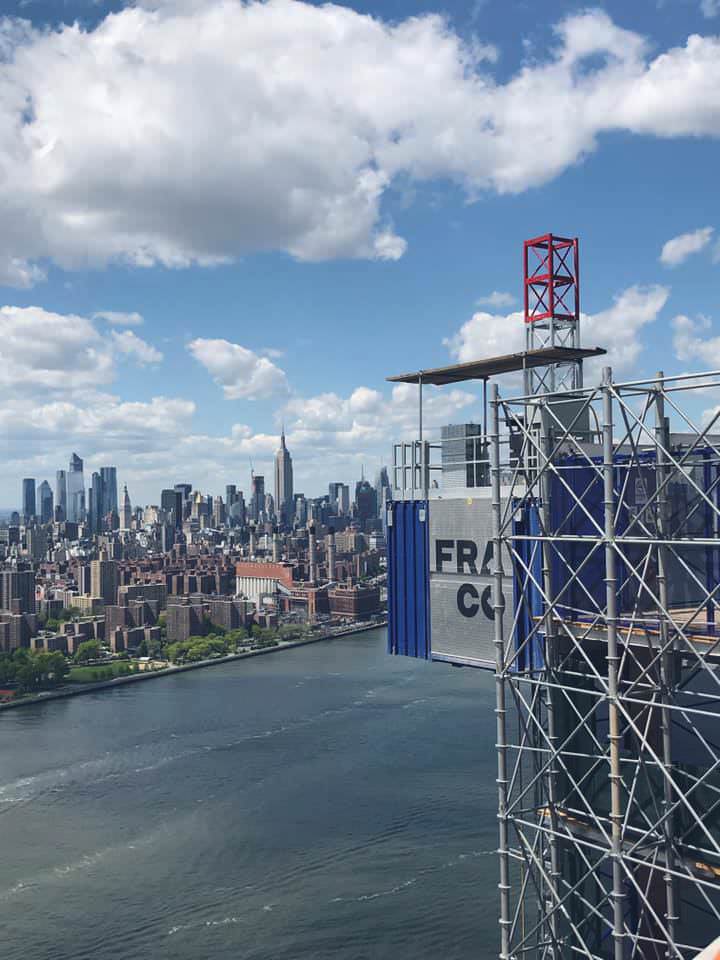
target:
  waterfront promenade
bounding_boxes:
[0,620,387,712]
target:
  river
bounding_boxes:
[0,628,499,959]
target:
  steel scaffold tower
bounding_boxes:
[490,369,720,958]
[524,234,582,396]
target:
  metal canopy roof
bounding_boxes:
[386,346,607,386]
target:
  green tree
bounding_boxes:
[74,639,100,663]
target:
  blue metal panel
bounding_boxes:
[387,500,430,659]
[511,501,544,672]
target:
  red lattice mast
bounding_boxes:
[523,233,582,393]
[523,234,579,326]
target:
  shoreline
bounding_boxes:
[0,621,387,712]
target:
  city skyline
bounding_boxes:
[8,443,389,522]
[0,1,719,506]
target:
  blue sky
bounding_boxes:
[1,0,720,507]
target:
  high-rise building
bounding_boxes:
[37,481,53,524]
[26,527,47,561]
[0,567,35,614]
[440,422,489,488]
[89,471,104,534]
[161,489,183,529]
[67,453,85,523]
[274,430,294,522]
[212,496,226,527]
[90,554,118,605]
[174,484,192,522]
[375,466,392,529]
[229,491,246,527]
[354,479,377,523]
[22,479,36,522]
[120,485,132,530]
[251,475,265,522]
[100,466,118,517]
[225,484,237,507]
[331,482,350,516]
[55,470,67,522]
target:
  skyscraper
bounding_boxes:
[375,466,392,527]
[55,470,67,522]
[89,471,104,534]
[120,485,132,530]
[100,466,118,517]
[274,430,294,522]
[22,479,36,522]
[90,553,118,605]
[67,453,85,523]
[354,479,377,523]
[161,489,183,529]
[0,567,35,614]
[37,481,53,524]
[251,474,265,522]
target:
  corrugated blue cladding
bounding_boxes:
[387,500,430,659]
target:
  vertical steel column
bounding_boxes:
[490,383,511,960]
[573,238,582,390]
[539,395,561,956]
[654,372,678,953]
[602,366,626,960]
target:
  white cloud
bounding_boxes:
[476,291,516,308]
[0,304,114,390]
[94,311,144,327]
[445,284,670,384]
[188,338,289,400]
[583,285,670,376]
[282,380,477,450]
[110,329,163,365]
[0,304,163,395]
[660,227,714,266]
[701,0,720,17]
[444,309,525,363]
[0,4,719,284]
[672,313,720,366]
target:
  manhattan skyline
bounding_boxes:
[0,0,719,504]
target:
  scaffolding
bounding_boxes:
[490,368,720,959]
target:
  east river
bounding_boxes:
[0,629,499,959]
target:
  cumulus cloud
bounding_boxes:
[0,304,162,392]
[0,3,719,284]
[672,313,720,366]
[0,305,114,390]
[583,285,670,376]
[445,284,670,383]
[188,338,289,400]
[660,227,714,266]
[110,329,163,365]
[94,311,144,327]
[476,291,516,308]
[282,381,477,450]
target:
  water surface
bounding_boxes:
[0,630,498,959]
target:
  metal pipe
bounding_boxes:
[418,372,423,443]
[602,366,626,960]
[490,382,511,960]
[654,372,678,954]
[539,392,562,956]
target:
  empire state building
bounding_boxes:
[274,430,294,523]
